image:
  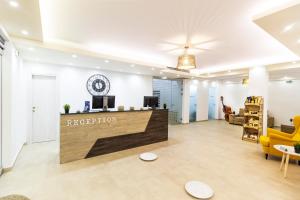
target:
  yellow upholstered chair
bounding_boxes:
[259,116,300,160]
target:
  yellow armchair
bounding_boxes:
[259,116,300,160]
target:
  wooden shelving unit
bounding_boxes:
[242,96,263,143]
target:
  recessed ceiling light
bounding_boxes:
[176,74,180,77]
[9,1,19,7]
[191,77,194,79]
[21,30,29,35]
[160,71,163,75]
[72,54,77,58]
[28,47,35,51]
[283,24,294,32]
[95,66,101,69]
[151,67,155,71]
[228,70,231,73]
[162,76,167,79]
[130,64,135,67]
[297,39,300,44]
[104,60,110,63]
[292,61,297,64]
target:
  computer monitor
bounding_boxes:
[92,95,115,109]
[106,96,115,108]
[144,96,159,108]
[92,96,103,109]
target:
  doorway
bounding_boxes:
[32,75,58,143]
[208,87,216,119]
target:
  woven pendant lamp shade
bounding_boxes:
[177,46,196,70]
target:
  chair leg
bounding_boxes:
[265,154,268,160]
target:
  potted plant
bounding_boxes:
[64,104,70,114]
[294,143,300,154]
[163,103,167,109]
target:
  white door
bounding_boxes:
[32,75,58,143]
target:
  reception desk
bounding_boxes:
[60,109,168,163]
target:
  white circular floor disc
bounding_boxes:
[139,152,158,161]
[185,181,214,199]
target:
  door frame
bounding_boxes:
[0,48,3,175]
[30,74,59,144]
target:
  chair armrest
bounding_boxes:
[269,134,297,142]
[267,128,293,138]
[269,134,298,147]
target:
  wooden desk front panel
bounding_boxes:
[60,110,168,163]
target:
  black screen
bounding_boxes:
[144,96,159,108]
[92,96,115,109]
[92,96,103,109]
[106,96,115,108]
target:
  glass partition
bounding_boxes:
[153,79,183,124]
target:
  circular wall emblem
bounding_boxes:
[86,74,110,96]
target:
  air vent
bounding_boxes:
[0,34,5,50]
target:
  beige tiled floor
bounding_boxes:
[0,120,299,200]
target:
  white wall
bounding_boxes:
[269,80,300,126]
[2,42,27,168]
[23,61,153,142]
[218,83,248,119]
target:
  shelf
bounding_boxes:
[243,96,263,143]
[243,125,259,130]
[244,113,261,117]
[244,103,261,106]
[242,136,258,143]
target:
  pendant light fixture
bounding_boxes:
[177,45,196,70]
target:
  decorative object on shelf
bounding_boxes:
[86,74,110,96]
[242,96,263,143]
[83,101,90,112]
[185,181,214,199]
[64,104,70,114]
[294,143,300,154]
[163,103,167,109]
[118,106,125,111]
[220,96,233,122]
[177,45,196,70]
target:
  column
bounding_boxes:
[196,80,209,121]
[181,79,190,124]
[248,66,269,135]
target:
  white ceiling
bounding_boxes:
[38,0,298,71]
[1,0,300,77]
[0,0,42,41]
[16,43,192,79]
[254,3,300,57]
